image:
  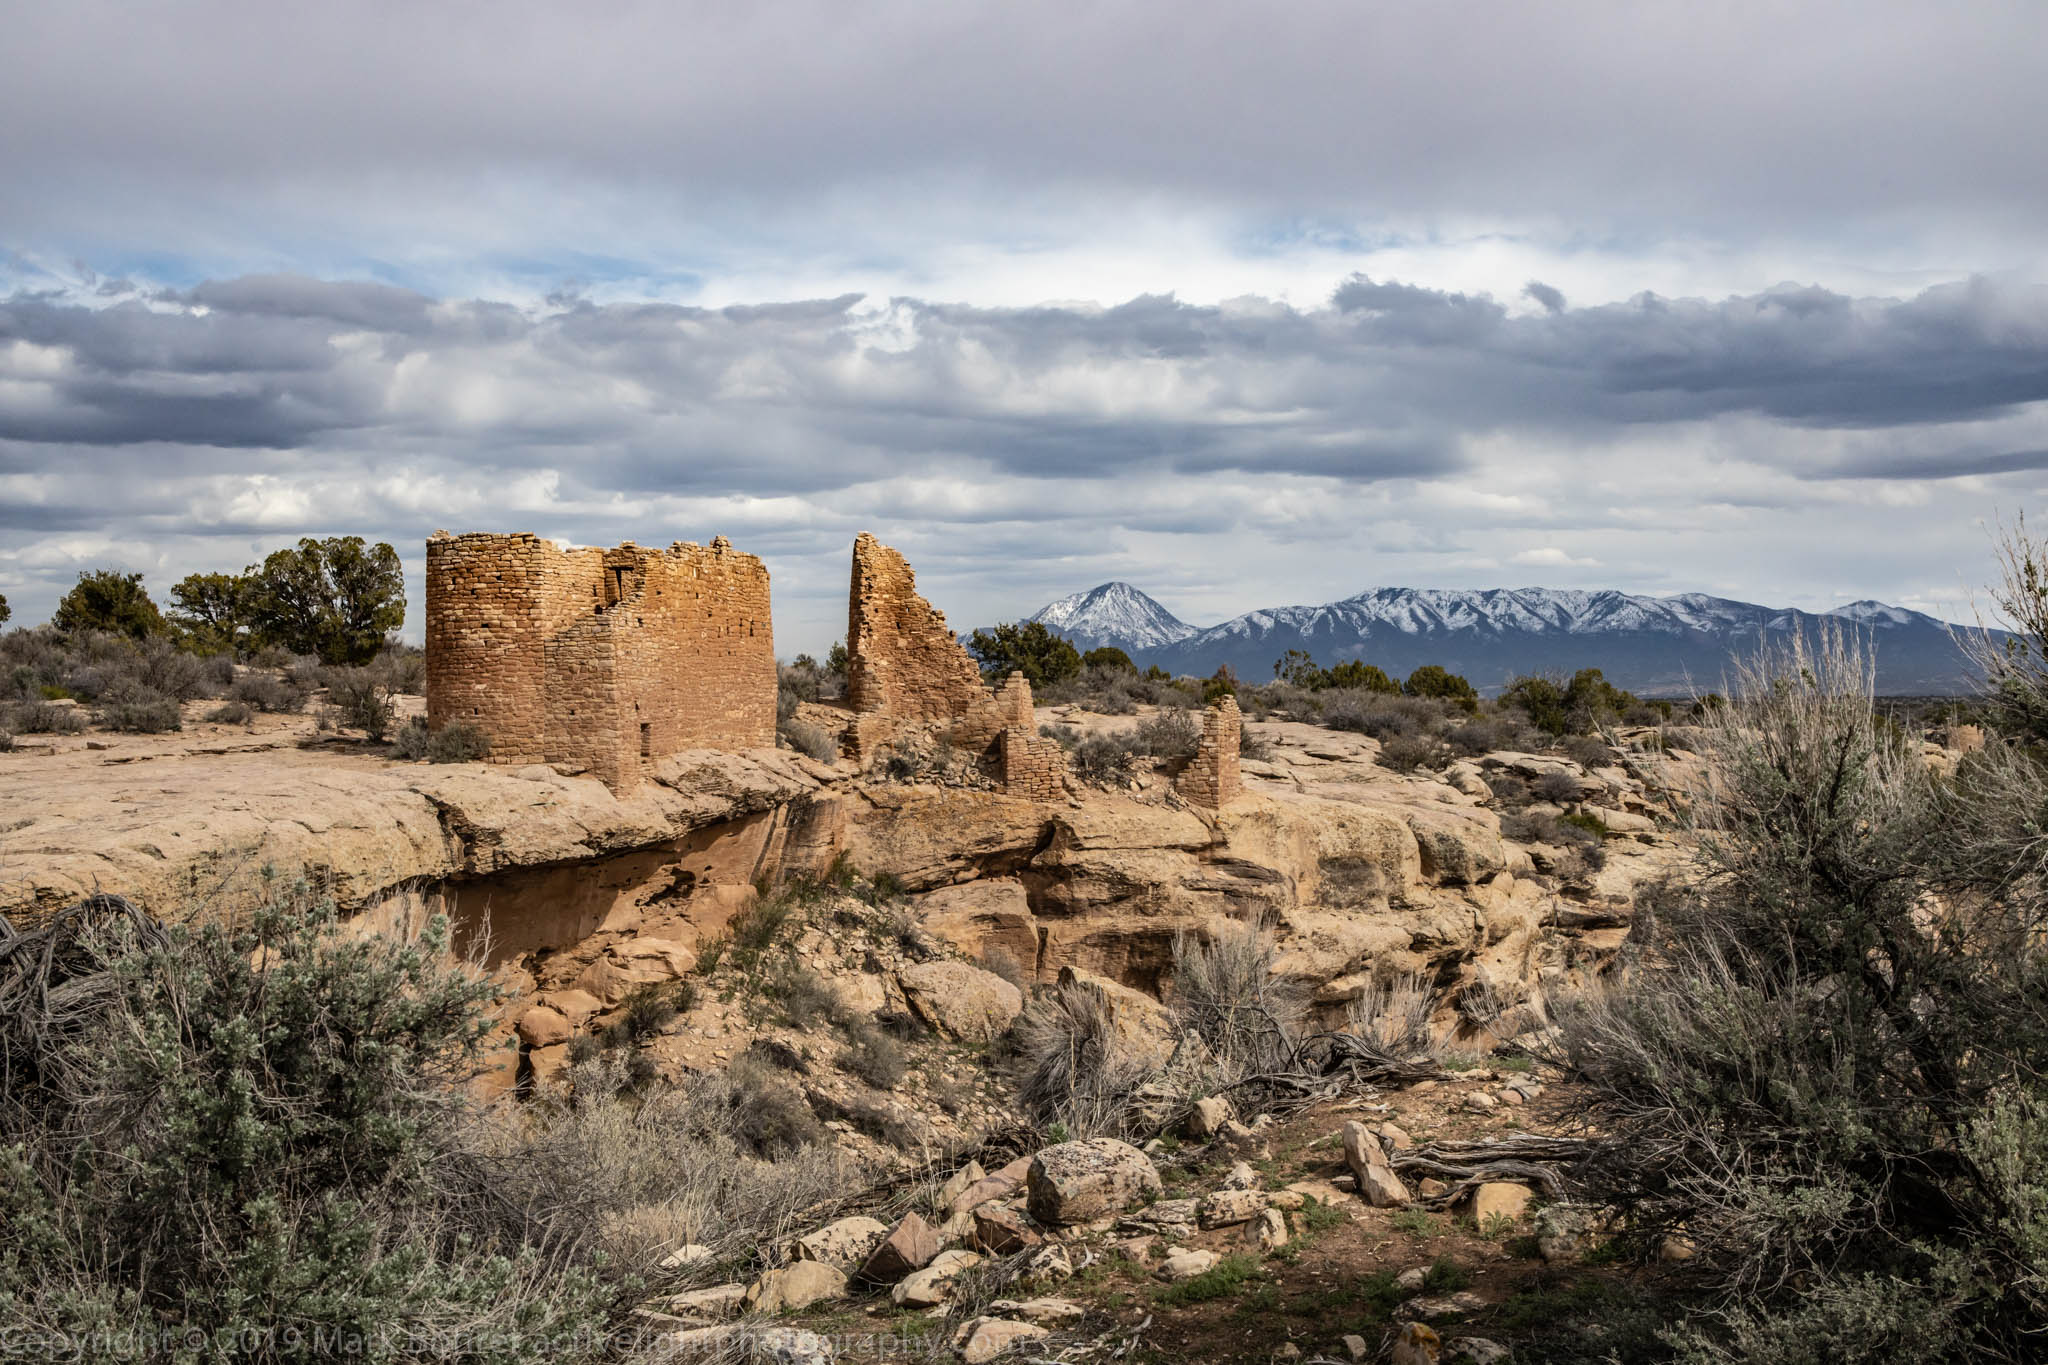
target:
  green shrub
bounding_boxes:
[3,701,84,734]
[1557,626,2048,1360]
[1155,1253,1263,1306]
[230,671,307,713]
[1083,646,1136,673]
[94,693,183,732]
[1403,664,1478,711]
[966,620,1082,688]
[779,718,837,762]
[0,887,615,1359]
[325,668,395,739]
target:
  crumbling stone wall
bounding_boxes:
[846,532,988,722]
[999,725,1067,801]
[427,531,775,791]
[1176,696,1243,809]
[844,532,1063,798]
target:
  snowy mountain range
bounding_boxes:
[1012,583,1991,696]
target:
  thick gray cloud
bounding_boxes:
[5,2,2047,248]
[4,271,2047,650]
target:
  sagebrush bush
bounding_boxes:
[1133,706,1200,761]
[94,692,183,733]
[1011,979,1161,1137]
[779,718,837,762]
[0,886,619,1360]
[2,700,84,734]
[1377,733,1440,772]
[1556,626,2048,1360]
[230,670,308,713]
[1170,920,1302,1083]
[205,699,255,725]
[325,668,395,739]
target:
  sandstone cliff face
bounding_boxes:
[0,704,1679,1048]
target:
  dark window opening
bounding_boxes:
[639,723,652,758]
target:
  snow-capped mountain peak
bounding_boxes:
[1010,582,1983,695]
[1025,582,1197,650]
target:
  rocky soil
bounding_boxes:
[634,1057,1691,1365]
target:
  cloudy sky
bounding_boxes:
[5,1,2048,654]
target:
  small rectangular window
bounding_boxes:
[639,723,652,758]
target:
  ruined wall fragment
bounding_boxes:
[1176,696,1243,809]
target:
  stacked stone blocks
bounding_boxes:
[845,532,1065,799]
[999,726,1067,801]
[1176,696,1243,809]
[425,531,775,792]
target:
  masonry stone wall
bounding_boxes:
[846,532,989,722]
[1176,696,1243,809]
[426,531,775,792]
[844,532,1061,798]
[999,725,1067,801]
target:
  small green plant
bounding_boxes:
[1479,1211,1517,1241]
[1423,1255,1471,1293]
[1298,1197,1347,1235]
[1391,1208,1440,1237]
[1156,1253,1263,1306]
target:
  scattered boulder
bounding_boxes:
[515,1004,570,1048]
[1406,1291,1488,1320]
[938,1161,986,1209]
[951,1157,1032,1218]
[1396,1266,1427,1291]
[754,1326,836,1365]
[1198,1189,1270,1229]
[892,1248,982,1307]
[1020,1243,1073,1284]
[1464,1091,1499,1113]
[662,1283,746,1321]
[657,1242,714,1271]
[856,1211,941,1284]
[1188,1094,1234,1138]
[988,1297,1085,1326]
[1446,1337,1512,1364]
[1219,1160,1259,1191]
[896,960,1023,1042]
[576,936,697,1006]
[1342,1121,1412,1207]
[1248,1207,1289,1252]
[1158,1248,1220,1281]
[1534,1204,1594,1263]
[955,1317,1048,1364]
[1026,1138,1162,1226]
[1392,1321,1442,1365]
[791,1215,890,1270]
[1215,1118,1272,1159]
[743,1259,847,1314]
[1470,1182,1533,1225]
[970,1205,1043,1254]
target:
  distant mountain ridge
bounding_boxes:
[1007,582,1988,696]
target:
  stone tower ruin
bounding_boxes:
[425,531,775,792]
